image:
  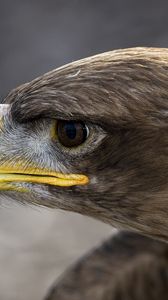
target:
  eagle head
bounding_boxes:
[0,47,168,241]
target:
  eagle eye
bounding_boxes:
[57,120,89,148]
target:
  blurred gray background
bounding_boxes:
[0,1,168,299]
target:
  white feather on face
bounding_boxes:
[0,104,10,118]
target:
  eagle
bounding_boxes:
[0,47,168,299]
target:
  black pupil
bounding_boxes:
[65,122,77,140]
[57,120,88,148]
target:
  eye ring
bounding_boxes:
[57,120,89,148]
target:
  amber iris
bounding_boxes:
[57,121,89,148]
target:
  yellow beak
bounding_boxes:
[0,164,89,189]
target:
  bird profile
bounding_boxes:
[0,47,168,299]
